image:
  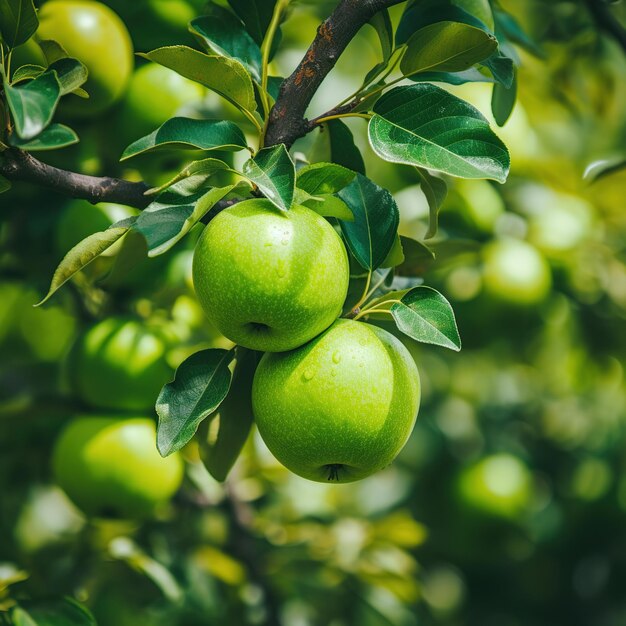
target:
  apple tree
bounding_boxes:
[2,0,625,624]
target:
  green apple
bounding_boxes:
[37,0,134,116]
[55,200,137,256]
[482,238,552,306]
[456,453,532,519]
[116,62,206,150]
[252,319,420,483]
[52,416,184,518]
[192,199,350,352]
[69,317,173,411]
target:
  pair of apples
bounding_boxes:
[192,199,421,483]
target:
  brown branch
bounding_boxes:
[585,0,626,53]
[264,0,404,148]
[0,148,151,208]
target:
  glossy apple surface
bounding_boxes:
[252,319,421,483]
[37,0,134,116]
[53,416,183,518]
[192,199,350,352]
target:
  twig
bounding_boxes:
[264,0,405,148]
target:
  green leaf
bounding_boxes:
[296,162,356,195]
[325,120,366,174]
[11,63,45,83]
[0,0,38,48]
[491,69,517,126]
[302,194,353,221]
[201,348,257,482]
[135,184,238,256]
[494,8,543,58]
[337,173,399,271]
[409,67,495,85]
[395,236,436,276]
[483,51,515,88]
[369,84,510,183]
[4,70,61,139]
[369,9,393,62]
[190,9,262,82]
[36,225,130,306]
[9,123,78,150]
[583,156,626,183]
[226,0,277,45]
[140,46,257,116]
[400,21,497,76]
[156,348,234,457]
[121,117,248,161]
[12,597,96,626]
[243,144,295,211]
[416,168,448,239]
[381,233,405,268]
[397,1,490,45]
[146,158,234,195]
[48,57,88,95]
[0,175,11,193]
[391,286,461,351]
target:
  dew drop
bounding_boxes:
[281,238,289,246]
[332,351,341,364]
[359,338,367,346]
[303,369,314,381]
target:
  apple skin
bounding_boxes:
[70,318,173,412]
[252,319,420,483]
[192,199,350,352]
[37,0,134,116]
[52,416,184,518]
[482,238,552,306]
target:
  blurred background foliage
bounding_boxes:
[2,1,626,625]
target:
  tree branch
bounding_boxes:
[264,0,404,148]
[585,0,626,54]
[0,148,151,208]
[1,0,403,205]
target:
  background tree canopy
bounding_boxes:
[2,0,626,625]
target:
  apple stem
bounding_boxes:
[326,464,342,481]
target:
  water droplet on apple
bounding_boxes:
[281,238,289,246]
[332,351,341,364]
[359,338,367,346]
[331,369,337,377]
[302,368,314,381]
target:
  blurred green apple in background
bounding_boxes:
[116,62,206,150]
[482,238,552,306]
[37,0,134,116]
[69,318,173,411]
[456,453,533,519]
[252,319,420,483]
[55,200,138,257]
[53,416,184,518]
[192,199,349,352]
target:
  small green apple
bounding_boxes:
[482,238,552,306]
[192,199,350,352]
[252,319,421,483]
[37,0,134,116]
[53,416,184,518]
[69,317,173,411]
[456,453,532,519]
